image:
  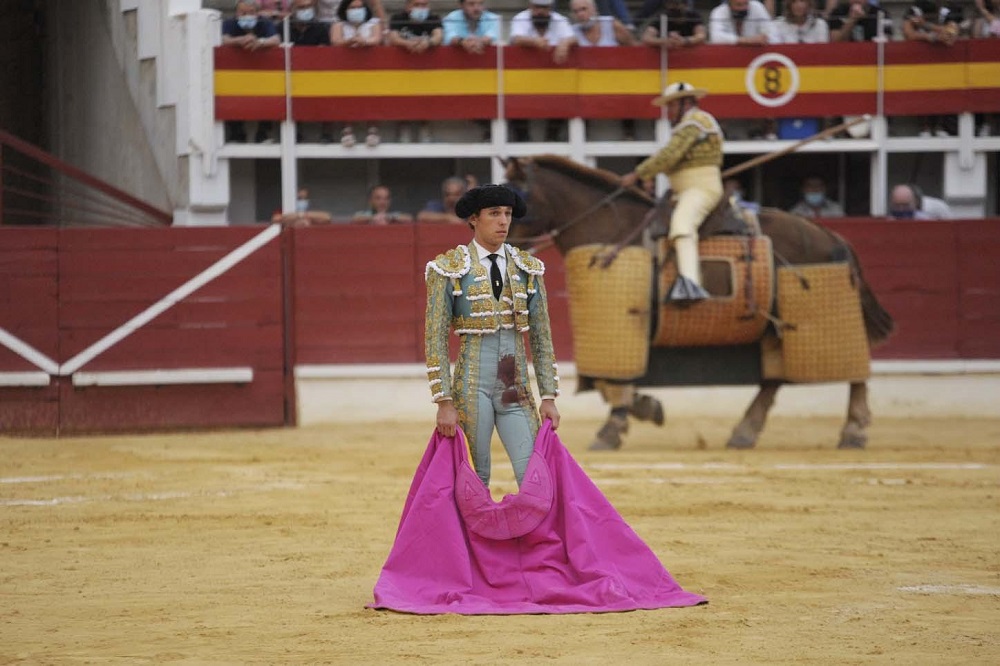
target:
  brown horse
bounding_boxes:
[504,155,895,450]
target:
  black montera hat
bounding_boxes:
[455,184,527,220]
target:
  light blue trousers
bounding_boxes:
[460,330,537,488]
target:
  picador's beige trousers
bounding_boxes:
[667,165,723,285]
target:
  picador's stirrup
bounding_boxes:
[630,394,665,426]
[588,415,628,451]
[665,275,710,304]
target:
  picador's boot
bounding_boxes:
[589,410,629,451]
[666,235,709,304]
[629,393,665,426]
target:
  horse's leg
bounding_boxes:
[630,393,665,426]
[838,381,871,449]
[727,380,782,449]
[589,380,633,450]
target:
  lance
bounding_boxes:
[721,115,872,180]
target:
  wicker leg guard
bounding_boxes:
[629,394,665,426]
[589,414,629,451]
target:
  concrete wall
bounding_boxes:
[45,0,174,213]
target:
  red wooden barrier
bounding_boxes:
[2,221,997,435]
[0,227,287,435]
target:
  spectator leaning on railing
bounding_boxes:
[771,0,829,43]
[388,0,445,143]
[571,0,637,139]
[973,0,1000,36]
[443,0,502,53]
[903,0,963,137]
[708,0,774,46]
[331,0,384,148]
[221,1,281,144]
[641,0,707,49]
[828,0,893,42]
[509,0,578,142]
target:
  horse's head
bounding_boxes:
[503,155,655,255]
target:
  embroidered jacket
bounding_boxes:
[424,242,560,403]
[635,108,724,180]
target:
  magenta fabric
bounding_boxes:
[368,421,707,615]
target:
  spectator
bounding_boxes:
[272,187,333,226]
[331,0,384,148]
[353,185,414,224]
[828,0,892,42]
[388,0,444,143]
[789,176,845,218]
[724,177,761,214]
[443,0,502,53]
[972,1,999,135]
[708,0,773,46]
[570,0,636,139]
[259,0,291,22]
[903,1,963,138]
[417,175,474,223]
[289,0,330,43]
[596,0,635,28]
[317,0,338,21]
[641,0,707,49]
[888,184,931,219]
[288,0,333,141]
[442,0,501,141]
[710,0,775,140]
[572,0,635,46]
[908,184,953,219]
[388,0,444,52]
[221,1,281,144]
[973,0,1000,37]
[316,0,385,21]
[508,0,577,142]
[771,0,829,42]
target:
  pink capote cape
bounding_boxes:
[369,421,707,615]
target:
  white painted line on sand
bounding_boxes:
[898,584,1000,596]
[589,462,991,472]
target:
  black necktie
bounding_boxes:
[488,253,503,300]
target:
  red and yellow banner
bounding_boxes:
[214,41,1000,122]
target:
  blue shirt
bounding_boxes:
[442,9,501,44]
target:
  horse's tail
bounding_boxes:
[833,232,895,346]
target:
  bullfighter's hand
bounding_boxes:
[436,400,459,437]
[620,171,640,189]
[539,398,560,430]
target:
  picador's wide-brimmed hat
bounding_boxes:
[652,81,708,106]
[455,184,527,219]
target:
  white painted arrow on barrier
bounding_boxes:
[0,224,282,378]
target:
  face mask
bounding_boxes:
[237,15,258,30]
[890,209,915,219]
[732,191,744,202]
[532,16,551,31]
[804,192,826,207]
[296,199,310,213]
[295,8,315,21]
[731,9,748,20]
[346,7,366,24]
[410,7,430,21]
[577,18,594,30]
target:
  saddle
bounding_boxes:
[651,197,775,348]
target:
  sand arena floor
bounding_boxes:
[2,415,999,664]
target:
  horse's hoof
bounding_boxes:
[630,394,665,427]
[726,436,757,450]
[837,433,868,449]
[726,427,758,449]
[589,416,627,451]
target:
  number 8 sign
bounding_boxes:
[745,52,801,108]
